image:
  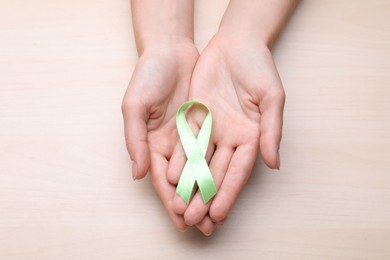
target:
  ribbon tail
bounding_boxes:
[188,157,217,204]
[176,162,196,204]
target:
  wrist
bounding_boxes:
[131,0,195,55]
[135,34,194,56]
[137,39,199,73]
[218,0,298,49]
[213,29,270,55]
[217,1,272,48]
[218,24,271,49]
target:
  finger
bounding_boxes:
[195,215,216,236]
[171,140,216,216]
[216,216,228,226]
[149,152,188,231]
[122,97,150,180]
[172,188,191,215]
[167,141,188,215]
[259,85,285,169]
[167,141,186,185]
[183,146,234,226]
[209,144,258,223]
[170,115,201,215]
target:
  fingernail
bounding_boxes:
[179,227,188,233]
[204,232,212,236]
[132,161,138,180]
[276,151,281,170]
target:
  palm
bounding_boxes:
[170,34,285,227]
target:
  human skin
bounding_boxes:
[167,0,299,234]
[122,0,201,232]
[123,0,299,236]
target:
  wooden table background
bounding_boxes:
[1,0,389,259]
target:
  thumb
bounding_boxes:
[122,97,150,180]
[259,86,285,170]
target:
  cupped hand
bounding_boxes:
[167,33,286,233]
[122,41,204,231]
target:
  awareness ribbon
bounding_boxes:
[175,101,217,204]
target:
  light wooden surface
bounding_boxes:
[1,0,390,259]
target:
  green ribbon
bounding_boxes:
[175,101,217,204]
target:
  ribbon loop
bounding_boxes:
[176,101,217,204]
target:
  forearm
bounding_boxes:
[131,0,194,54]
[219,0,299,48]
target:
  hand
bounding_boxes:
[167,33,286,233]
[121,41,200,231]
